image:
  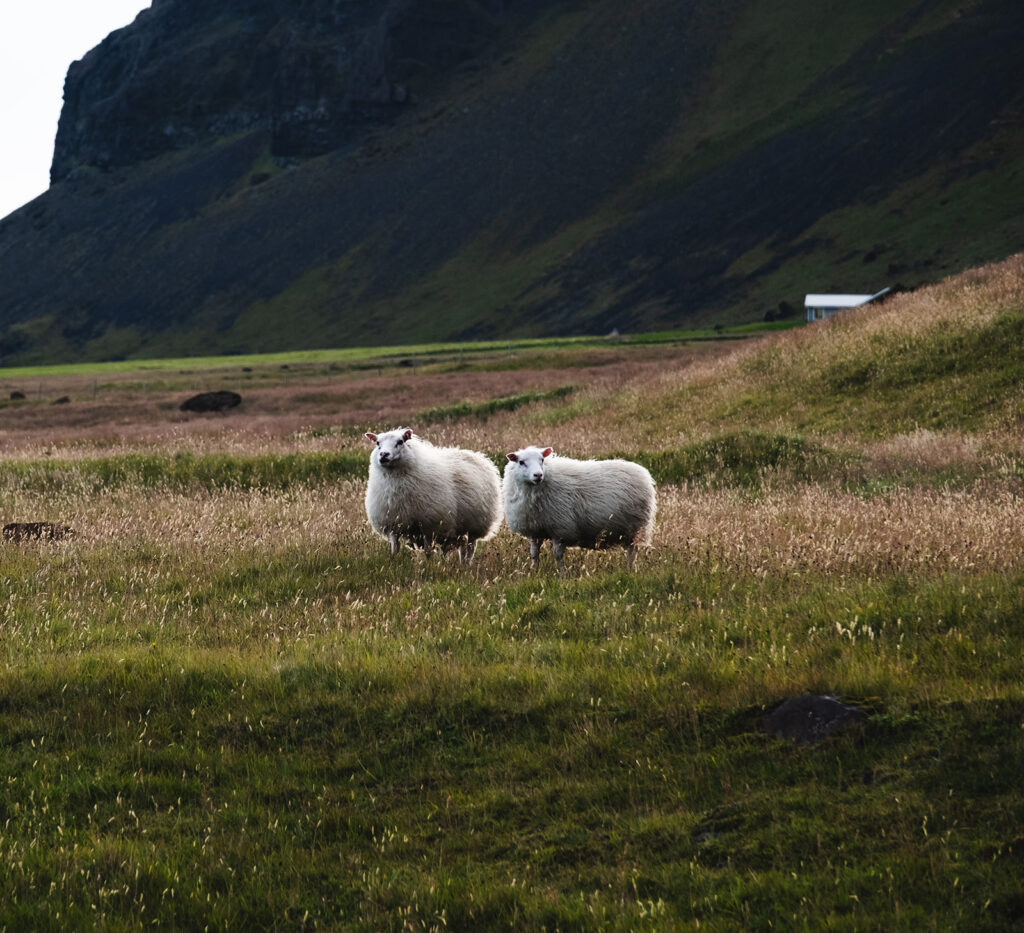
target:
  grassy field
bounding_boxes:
[0,322,794,381]
[1,257,1022,930]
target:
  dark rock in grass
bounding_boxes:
[53,395,71,404]
[179,390,242,413]
[762,695,867,745]
[10,391,26,400]
[3,522,75,542]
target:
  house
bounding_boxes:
[804,287,891,321]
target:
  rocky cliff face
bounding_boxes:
[52,0,508,180]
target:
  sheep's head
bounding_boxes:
[366,428,414,467]
[507,446,552,484]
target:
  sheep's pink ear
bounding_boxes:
[542,447,553,458]
[402,429,413,441]
[365,432,378,443]
[507,452,519,462]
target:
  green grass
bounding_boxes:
[0,432,844,494]
[803,309,1024,436]
[635,299,1024,441]
[630,431,846,488]
[1,544,1022,929]
[0,452,367,493]
[419,385,577,423]
[0,324,775,381]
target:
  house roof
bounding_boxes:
[804,288,891,308]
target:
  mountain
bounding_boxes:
[0,0,1022,364]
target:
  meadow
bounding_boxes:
[0,256,1023,930]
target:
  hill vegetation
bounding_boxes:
[0,256,1022,928]
[0,0,1022,363]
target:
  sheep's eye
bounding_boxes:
[397,440,403,446]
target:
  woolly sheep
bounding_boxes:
[503,445,656,572]
[364,427,502,561]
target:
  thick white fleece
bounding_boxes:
[503,447,656,552]
[365,429,501,553]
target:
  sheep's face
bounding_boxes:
[507,446,552,485]
[365,428,414,468]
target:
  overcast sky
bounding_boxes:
[0,1,150,221]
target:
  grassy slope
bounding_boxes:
[306,0,1024,341]
[166,0,1024,350]
[628,0,1024,324]
[1,258,1023,928]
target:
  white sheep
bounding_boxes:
[364,427,502,561]
[503,445,656,572]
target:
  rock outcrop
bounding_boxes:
[52,0,508,180]
[3,522,76,542]
[180,390,242,413]
[762,695,868,746]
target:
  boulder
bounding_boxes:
[179,390,242,413]
[762,694,867,745]
[3,522,75,542]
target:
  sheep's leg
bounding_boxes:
[529,538,542,569]
[552,540,567,574]
[388,533,400,555]
[626,545,638,571]
[460,541,477,564]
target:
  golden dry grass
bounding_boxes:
[3,474,1020,658]
[4,472,1020,577]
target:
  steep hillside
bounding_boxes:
[0,0,1022,364]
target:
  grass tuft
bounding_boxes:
[419,385,576,423]
[631,431,845,486]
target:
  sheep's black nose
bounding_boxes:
[532,472,543,481]
[380,452,390,462]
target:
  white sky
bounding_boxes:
[0,1,151,221]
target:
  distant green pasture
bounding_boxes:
[0,322,798,381]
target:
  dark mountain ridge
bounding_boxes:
[1,0,1022,363]
[51,0,518,179]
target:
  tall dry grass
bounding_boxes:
[657,482,1024,577]
[4,473,1020,588]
